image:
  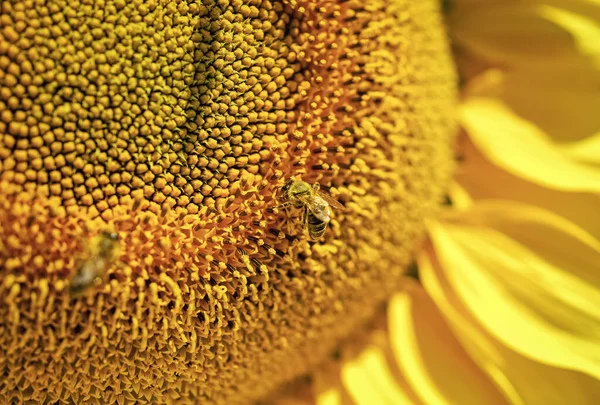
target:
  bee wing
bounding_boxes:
[316,190,345,211]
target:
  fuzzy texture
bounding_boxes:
[0,0,456,403]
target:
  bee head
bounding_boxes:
[97,231,120,253]
[287,180,312,197]
[281,179,293,196]
[103,231,119,241]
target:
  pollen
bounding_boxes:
[0,1,456,404]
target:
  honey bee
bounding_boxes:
[278,179,344,240]
[69,231,120,296]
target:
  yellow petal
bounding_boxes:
[499,70,600,142]
[450,2,599,69]
[561,132,600,166]
[456,134,600,239]
[453,3,600,141]
[314,362,348,405]
[419,246,600,405]
[460,93,600,193]
[341,342,421,405]
[316,388,342,405]
[540,5,600,68]
[460,61,600,143]
[388,280,509,405]
[427,202,600,380]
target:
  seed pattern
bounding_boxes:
[0,0,456,403]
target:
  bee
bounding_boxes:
[69,231,120,296]
[278,179,344,240]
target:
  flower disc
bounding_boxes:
[0,0,457,403]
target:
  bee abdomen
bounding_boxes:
[307,214,328,239]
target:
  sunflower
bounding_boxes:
[277,1,600,404]
[0,1,597,405]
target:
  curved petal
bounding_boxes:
[450,2,600,69]
[341,342,421,405]
[427,202,600,380]
[314,362,349,405]
[419,246,600,405]
[461,67,600,143]
[460,93,600,193]
[454,1,600,143]
[456,134,600,239]
[501,70,600,142]
[316,388,343,405]
[561,133,600,166]
[388,280,509,405]
[539,5,600,68]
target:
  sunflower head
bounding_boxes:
[0,1,456,403]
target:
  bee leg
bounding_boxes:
[285,206,296,235]
[273,201,294,210]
